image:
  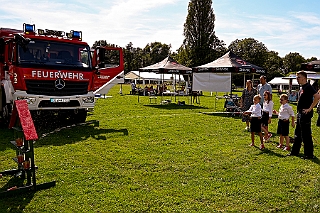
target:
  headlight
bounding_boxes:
[16,96,36,104]
[82,97,94,103]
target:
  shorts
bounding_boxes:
[250,117,261,133]
[277,119,289,136]
[261,111,269,126]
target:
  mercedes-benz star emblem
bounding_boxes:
[55,78,65,89]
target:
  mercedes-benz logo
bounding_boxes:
[55,78,65,89]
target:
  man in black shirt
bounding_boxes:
[290,71,320,159]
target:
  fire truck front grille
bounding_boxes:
[38,100,80,108]
[25,80,89,96]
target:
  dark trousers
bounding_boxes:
[291,113,314,157]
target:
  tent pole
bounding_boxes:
[175,74,177,103]
[230,73,233,95]
[138,71,140,103]
[162,73,164,103]
[215,92,217,111]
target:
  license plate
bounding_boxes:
[50,98,70,103]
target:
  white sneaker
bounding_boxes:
[245,126,250,131]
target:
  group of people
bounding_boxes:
[241,72,320,160]
[131,81,169,96]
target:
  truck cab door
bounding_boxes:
[92,47,124,94]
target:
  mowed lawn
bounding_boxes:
[1,84,320,212]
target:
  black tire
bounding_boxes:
[74,109,87,123]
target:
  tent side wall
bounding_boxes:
[192,72,231,92]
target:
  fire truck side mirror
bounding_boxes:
[14,34,31,51]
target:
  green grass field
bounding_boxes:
[1,85,320,212]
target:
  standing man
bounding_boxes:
[289,71,320,159]
[131,81,136,95]
[257,75,272,106]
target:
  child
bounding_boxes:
[273,94,295,151]
[243,95,265,150]
[261,91,274,141]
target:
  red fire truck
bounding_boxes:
[0,23,124,126]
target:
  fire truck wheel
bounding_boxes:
[73,109,87,123]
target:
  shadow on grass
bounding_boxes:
[256,147,287,158]
[0,177,35,212]
[35,123,129,147]
[144,103,207,110]
[201,112,243,120]
[309,156,320,165]
[0,119,128,150]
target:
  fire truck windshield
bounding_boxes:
[17,39,91,71]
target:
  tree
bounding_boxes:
[122,42,171,73]
[143,42,171,65]
[92,40,119,48]
[182,0,226,67]
[123,42,145,72]
[264,51,283,78]
[228,38,269,68]
[283,52,306,74]
[306,57,318,62]
[123,42,134,73]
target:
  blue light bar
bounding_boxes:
[71,30,82,40]
[23,23,35,33]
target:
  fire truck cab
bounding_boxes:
[0,24,124,126]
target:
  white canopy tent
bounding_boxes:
[268,77,299,92]
[192,52,266,93]
[125,71,183,84]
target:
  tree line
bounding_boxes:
[93,0,317,86]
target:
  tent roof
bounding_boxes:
[301,60,320,71]
[193,51,266,74]
[268,77,299,85]
[139,56,192,74]
[125,71,184,81]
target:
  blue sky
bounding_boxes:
[1,0,319,59]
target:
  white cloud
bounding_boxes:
[215,12,320,58]
[0,0,186,51]
[1,0,319,59]
[291,12,320,25]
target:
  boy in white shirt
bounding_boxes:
[273,94,295,151]
[243,95,265,150]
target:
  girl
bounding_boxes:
[243,95,265,150]
[241,80,257,131]
[261,91,274,141]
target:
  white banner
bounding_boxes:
[192,72,231,92]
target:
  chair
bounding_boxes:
[149,91,157,104]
